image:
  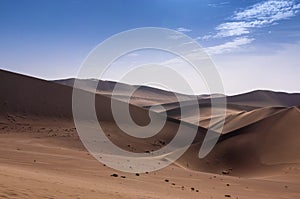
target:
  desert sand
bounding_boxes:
[0,69,300,198]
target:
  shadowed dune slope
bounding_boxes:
[176,106,300,176]
[0,69,172,123]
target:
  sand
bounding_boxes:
[0,69,300,198]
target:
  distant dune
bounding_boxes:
[1,69,300,198]
[54,78,196,107]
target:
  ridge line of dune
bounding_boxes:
[208,107,287,133]
[217,106,298,143]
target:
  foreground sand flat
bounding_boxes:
[0,124,299,199]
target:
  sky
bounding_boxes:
[0,0,300,94]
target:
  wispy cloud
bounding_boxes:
[206,0,300,39]
[177,27,192,32]
[205,37,255,55]
[233,0,300,21]
[202,0,300,54]
[127,52,139,57]
[208,1,229,8]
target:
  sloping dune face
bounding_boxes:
[177,106,300,176]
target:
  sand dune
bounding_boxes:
[54,78,195,107]
[1,69,300,198]
[227,90,300,107]
[177,106,300,176]
[0,69,208,151]
[57,78,300,108]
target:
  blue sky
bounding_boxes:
[1,0,300,94]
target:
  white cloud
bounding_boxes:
[126,52,139,57]
[177,27,192,32]
[214,20,268,38]
[200,0,300,55]
[198,35,211,40]
[205,37,255,55]
[233,0,300,21]
[208,1,229,8]
[168,34,185,40]
[207,0,300,39]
